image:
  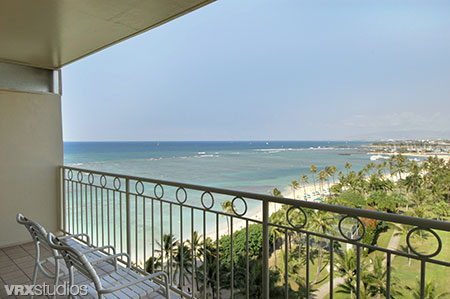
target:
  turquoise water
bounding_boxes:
[64,141,371,194]
[64,141,375,265]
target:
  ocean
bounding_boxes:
[64,141,372,195]
[63,141,376,265]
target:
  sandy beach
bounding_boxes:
[282,182,330,201]
[207,182,328,240]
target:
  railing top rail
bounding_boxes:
[61,165,450,232]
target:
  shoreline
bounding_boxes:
[208,169,407,241]
[368,152,450,162]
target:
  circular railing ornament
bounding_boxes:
[88,173,94,185]
[176,187,187,204]
[201,191,214,210]
[135,181,144,195]
[286,207,307,229]
[77,171,83,182]
[231,197,248,216]
[338,216,365,242]
[113,177,121,191]
[406,227,442,258]
[67,169,73,181]
[100,175,107,187]
[154,184,164,199]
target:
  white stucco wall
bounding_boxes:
[0,88,63,247]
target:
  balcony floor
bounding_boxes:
[0,242,179,299]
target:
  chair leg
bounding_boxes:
[30,262,39,299]
[31,243,41,299]
[68,267,75,299]
[53,260,61,299]
[164,273,170,299]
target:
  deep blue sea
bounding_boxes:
[64,141,372,195]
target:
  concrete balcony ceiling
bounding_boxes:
[0,0,214,70]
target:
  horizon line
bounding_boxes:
[63,139,373,143]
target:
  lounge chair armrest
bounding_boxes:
[100,271,169,295]
[58,233,91,246]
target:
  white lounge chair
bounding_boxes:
[17,213,117,297]
[47,232,170,299]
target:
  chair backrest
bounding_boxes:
[47,232,103,291]
[16,213,58,256]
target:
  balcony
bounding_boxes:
[21,165,443,299]
[2,1,448,298]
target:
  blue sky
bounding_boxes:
[62,0,450,141]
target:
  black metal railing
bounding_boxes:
[60,166,450,299]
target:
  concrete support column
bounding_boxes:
[0,61,63,247]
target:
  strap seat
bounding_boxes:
[47,232,169,299]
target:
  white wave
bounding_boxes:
[147,157,163,161]
[195,154,219,158]
[254,148,306,153]
[307,146,349,150]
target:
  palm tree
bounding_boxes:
[318,170,327,193]
[382,161,388,176]
[154,234,177,277]
[234,259,283,299]
[376,162,387,177]
[401,176,414,211]
[187,231,203,293]
[401,163,423,211]
[336,249,358,299]
[405,279,450,299]
[309,210,335,284]
[330,165,337,184]
[325,166,333,189]
[338,171,345,184]
[300,174,309,196]
[269,209,287,269]
[310,165,317,191]
[395,154,408,180]
[367,162,376,175]
[345,162,352,175]
[388,156,395,180]
[145,256,162,274]
[395,224,413,266]
[290,180,299,199]
[271,187,283,197]
[432,201,450,220]
[221,200,234,236]
[197,238,223,299]
[173,242,193,290]
[293,276,318,298]
[366,255,402,298]
[336,249,370,299]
